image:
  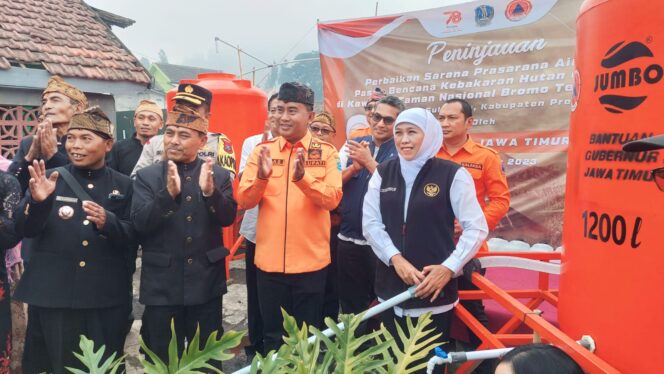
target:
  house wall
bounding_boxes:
[0,67,166,140]
[148,65,173,93]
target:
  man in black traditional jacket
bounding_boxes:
[9,76,87,192]
[131,106,237,367]
[107,99,163,176]
[14,107,134,373]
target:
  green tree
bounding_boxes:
[263,51,322,105]
[158,49,169,64]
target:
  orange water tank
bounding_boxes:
[166,73,268,165]
[561,1,664,373]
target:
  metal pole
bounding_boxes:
[252,67,256,85]
[214,36,271,67]
[237,45,243,78]
[238,57,320,78]
[375,2,379,16]
[232,287,416,374]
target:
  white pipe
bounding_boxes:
[307,286,415,344]
[425,337,596,373]
[478,256,561,275]
[456,348,514,362]
[426,356,445,373]
[426,348,514,373]
[233,287,416,374]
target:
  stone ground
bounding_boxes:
[124,257,251,373]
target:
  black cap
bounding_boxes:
[623,134,664,152]
[173,83,213,106]
[278,82,314,106]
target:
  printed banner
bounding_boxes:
[318,0,582,246]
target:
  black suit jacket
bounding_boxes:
[131,158,237,306]
[14,165,134,308]
[107,133,143,176]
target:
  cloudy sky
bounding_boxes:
[86,0,447,77]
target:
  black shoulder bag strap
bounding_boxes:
[55,167,93,202]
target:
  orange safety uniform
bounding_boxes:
[238,131,343,273]
[348,127,372,139]
[436,137,510,251]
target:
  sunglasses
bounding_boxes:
[310,124,335,136]
[653,167,664,192]
[364,103,375,111]
[371,112,396,125]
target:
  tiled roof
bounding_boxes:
[0,0,150,84]
[154,63,222,84]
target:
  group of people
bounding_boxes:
[0,74,515,373]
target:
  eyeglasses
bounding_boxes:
[310,125,335,136]
[371,112,396,125]
[653,167,664,192]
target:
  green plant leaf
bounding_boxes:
[139,322,244,374]
[67,335,125,374]
[176,329,244,373]
[167,319,180,372]
[139,335,169,373]
[382,313,443,374]
[309,313,392,374]
[245,310,442,374]
[251,346,293,374]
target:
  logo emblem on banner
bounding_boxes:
[475,5,494,26]
[594,40,662,114]
[444,10,462,25]
[505,0,532,22]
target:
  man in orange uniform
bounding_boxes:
[436,98,510,365]
[237,82,342,354]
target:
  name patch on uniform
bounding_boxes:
[381,187,397,193]
[424,183,440,197]
[56,196,78,203]
[219,154,236,170]
[305,160,326,167]
[461,162,483,171]
[308,148,322,160]
[273,159,285,166]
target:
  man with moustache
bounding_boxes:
[14,107,134,373]
[107,99,163,176]
[238,82,342,354]
[9,76,87,192]
[131,84,236,179]
[237,92,283,358]
[131,106,236,368]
